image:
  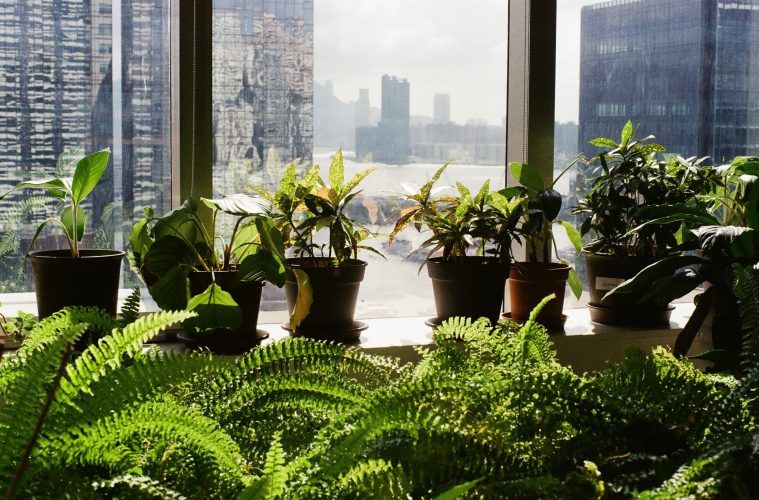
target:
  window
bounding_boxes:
[0,2,171,292]
[212,0,508,322]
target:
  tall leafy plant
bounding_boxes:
[129,193,286,333]
[0,149,111,257]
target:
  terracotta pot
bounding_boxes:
[284,258,367,341]
[28,249,124,319]
[426,256,509,326]
[182,270,267,354]
[508,262,569,330]
[584,252,672,326]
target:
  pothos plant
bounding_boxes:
[389,163,525,266]
[129,193,286,334]
[508,161,584,298]
[0,149,110,256]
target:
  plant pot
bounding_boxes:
[28,249,125,319]
[584,252,673,326]
[181,270,268,354]
[426,256,509,326]
[508,262,569,331]
[284,258,367,342]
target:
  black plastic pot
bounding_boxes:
[284,258,367,342]
[508,262,569,331]
[585,252,673,326]
[180,270,268,354]
[426,256,509,326]
[28,249,124,319]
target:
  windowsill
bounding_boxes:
[2,290,705,373]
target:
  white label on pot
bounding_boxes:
[595,277,625,291]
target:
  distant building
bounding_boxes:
[410,122,506,165]
[355,88,371,127]
[355,74,410,164]
[554,121,578,156]
[579,0,759,163]
[433,94,451,124]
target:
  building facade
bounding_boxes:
[578,0,759,163]
[355,74,410,164]
[213,0,313,193]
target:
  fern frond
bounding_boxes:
[119,286,142,327]
[57,310,196,407]
[335,459,408,498]
[433,316,493,342]
[51,401,244,497]
[14,306,118,356]
[0,323,86,489]
[239,433,288,499]
[93,474,187,499]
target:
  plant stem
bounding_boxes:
[71,202,79,258]
[4,342,73,500]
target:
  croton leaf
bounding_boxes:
[182,282,242,334]
[289,268,313,330]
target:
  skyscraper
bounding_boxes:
[578,0,759,163]
[376,74,410,164]
[433,93,451,124]
[213,0,313,193]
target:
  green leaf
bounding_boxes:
[620,119,634,147]
[60,204,85,243]
[27,218,68,252]
[1,177,71,200]
[420,163,449,201]
[201,193,269,216]
[537,188,562,222]
[255,217,285,261]
[153,206,198,244]
[558,220,583,252]
[129,216,153,258]
[434,478,482,500]
[509,162,544,192]
[148,267,190,311]
[747,183,759,231]
[341,165,377,200]
[289,268,313,330]
[588,137,619,148]
[456,182,471,200]
[182,282,242,334]
[476,179,490,203]
[71,149,110,204]
[329,148,345,193]
[144,235,198,275]
[239,250,286,287]
[566,266,583,299]
[604,255,703,298]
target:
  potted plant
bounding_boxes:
[251,149,380,342]
[507,161,583,330]
[0,149,125,319]
[605,155,758,370]
[129,193,286,353]
[389,163,526,326]
[571,121,719,325]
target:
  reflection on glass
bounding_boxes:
[0,1,172,293]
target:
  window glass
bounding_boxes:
[555,0,759,306]
[0,1,172,292]
[212,0,508,321]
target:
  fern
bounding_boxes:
[119,286,142,327]
[93,474,187,499]
[239,434,288,499]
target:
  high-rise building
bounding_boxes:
[355,88,371,128]
[578,0,759,163]
[213,0,313,193]
[376,74,410,164]
[433,93,450,124]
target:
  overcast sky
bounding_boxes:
[314,0,598,125]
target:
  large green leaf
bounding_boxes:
[747,183,759,230]
[238,250,286,287]
[148,267,190,311]
[620,119,634,147]
[182,282,242,334]
[557,220,583,253]
[289,268,313,330]
[144,235,198,275]
[340,165,377,200]
[604,255,703,298]
[537,188,562,222]
[153,206,197,244]
[255,217,285,261]
[60,204,85,243]
[328,148,345,193]
[201,193,269,216]
[129,216,153,258]
[233,221,260,263]
[509,162,544,192]
[71,149,110,204]
[566,266,583,299]
[1,177,71,200]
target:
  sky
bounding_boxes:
[314,0,600,126]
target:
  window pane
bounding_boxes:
[0,1,172,292]
[212,0,507,321]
